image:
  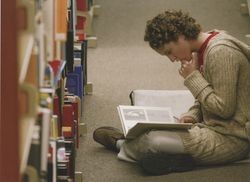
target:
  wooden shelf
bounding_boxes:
[1,0,20,181]
[19,117,36,174]
[1,0,90,181]
[18,33,34,83]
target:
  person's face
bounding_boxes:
[155,35,193,64]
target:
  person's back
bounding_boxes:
[192,31,250,139]
[207,32,250,122]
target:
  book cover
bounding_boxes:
[55,0,67,41]
[76,0,87,11]
[43,0,55,61]
[38,108,51,177]
[27,125,41,175]
[66,30,74,72]
[65,73,80,98]
[62,104,74,138]
[53,96,62,136]
[117,105,193,139]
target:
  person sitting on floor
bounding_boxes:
[93,10,250,175]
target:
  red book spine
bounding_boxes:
[62,104,74,138]
[76,16,86,30]
[48,60,61,77]
[76,0,87,11]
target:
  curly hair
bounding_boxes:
[144,10,201,49]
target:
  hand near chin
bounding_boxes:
[179,53,198,78]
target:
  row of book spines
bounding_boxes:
[25,88,82,181]
[27,137,76,181]
[18,0,89,180]
[18,0,87,71]
[20,46,87,123]
[36,107,79,145]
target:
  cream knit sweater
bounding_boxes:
[183,31,250,142]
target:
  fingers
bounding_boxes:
[178,68,183,76]
[179,61,189,77]
[179,116,195,123]
[182,60,191,66]
[181,60,193,70]
[183,118,194,123]
[192,52,198,58]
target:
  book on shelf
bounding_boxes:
[76,0,88,11]
[19,82,38,174]
[36,22,46,87]
[74,40,88,92]
[19,116,36,174]
[64,95,81,148]
[65,65,83,100]
[48,59,67,86]
[53,96,62,136]
[37,108,52,178]
[50,115,59,139]
[66,30,74,72]
[67,0,76,35]
[43,0,55,61]
[64,139,76,180]
[55,0,67,41]
[27,125,41,175]
[47,139,57,182]
[56,138,75,181]
[117,105,193,139]
[62,104,75,138]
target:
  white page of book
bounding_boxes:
[132,90,194,117]
[118,105,174,134]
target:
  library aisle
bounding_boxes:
[75,0,250,182]
[1,0,250,182]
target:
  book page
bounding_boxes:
[118,105,174,134]
[122,108,146,130]
[118,105,193,138]
[132,90,194,117]
[145,108,173,122]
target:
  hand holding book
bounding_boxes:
[179,116,196,124]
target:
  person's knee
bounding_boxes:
[138,130,185,154]
[139,130,162,153]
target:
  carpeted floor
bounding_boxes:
[75,0,250,181]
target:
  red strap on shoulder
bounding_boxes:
[197,32,219,71]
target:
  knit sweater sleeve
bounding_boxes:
[184,45,239,119]
[181,99,202,122]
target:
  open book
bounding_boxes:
[117,105,193,139]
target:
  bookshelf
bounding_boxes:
[1,0,19,182]
[1,0,99,181]
[76,0,101,48]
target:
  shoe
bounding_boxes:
[93,126,125,152]
[139,153,195,175]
